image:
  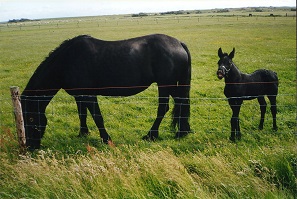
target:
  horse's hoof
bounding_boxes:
[102,136,112,144]
[78,131,90,137]
[143,130,158,141]
[229,136,236,142]
[258,126,263,130]
[230,136,241,142]
[175,131,189,139]
[142,134,157,141]
[236,133,241,140]
[273,126,278,131]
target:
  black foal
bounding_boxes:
[217,48,278,141]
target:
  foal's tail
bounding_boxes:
[172,42,191,136]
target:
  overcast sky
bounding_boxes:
[0,0,295,22]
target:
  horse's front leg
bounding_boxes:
[86,96,111,144]
[75,96,90,137]
[143,88,169,141]
[229,99,242,141]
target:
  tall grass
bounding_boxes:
[0,10,296,198]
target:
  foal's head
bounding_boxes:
[217,48,235,79]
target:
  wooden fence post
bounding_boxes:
[10,86,26,153]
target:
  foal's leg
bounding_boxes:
[142,87,169,141]
[85,96,111,144]
[229,99,242,141]
[268,95,278,130]
[257,96,267,130]
[75,96,90,136]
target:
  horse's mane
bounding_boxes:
[36,35,91,71]
[222,53,229,57]
[22,35,91,94]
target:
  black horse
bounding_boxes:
[21,34,191,150]
[217,48,278,141]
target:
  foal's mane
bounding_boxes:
[222,53,229,57]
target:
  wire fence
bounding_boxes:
[1,14,295,32]
[1,91,296,147]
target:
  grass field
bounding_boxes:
[0,9,296,198]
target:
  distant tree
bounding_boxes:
[8,18,31,23]
[255,8,263,12]
[216,9,229,13]
[132,13,148,17]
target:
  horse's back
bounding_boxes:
[58,34,190,96]
[250,69,278,95]
[252,69,278,82]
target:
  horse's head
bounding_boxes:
[217,47,235,79]
[21,96,47,150]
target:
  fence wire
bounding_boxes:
[1,93,296,146]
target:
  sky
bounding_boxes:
[0,0,295,22]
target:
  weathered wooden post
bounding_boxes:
[10,86,26,153]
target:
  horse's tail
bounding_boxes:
[263,70,279,96]
[271,71,279,95]
[172,42,191,136]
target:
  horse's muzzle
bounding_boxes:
[217,70,224,79]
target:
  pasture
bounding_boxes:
[0,10,296,198]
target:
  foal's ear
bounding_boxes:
[229,48,235,59]
[218,48,223,58]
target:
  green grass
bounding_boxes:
[0,9,296,198]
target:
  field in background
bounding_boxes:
[0,8,296,198]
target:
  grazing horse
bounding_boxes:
[21,34,191,150]
[217,48,278,141]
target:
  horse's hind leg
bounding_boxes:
[257,96,267,130]
[172,96,191,138]
[75,96,90,137]
[268,95,278,130]
[142,87,169,141]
